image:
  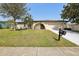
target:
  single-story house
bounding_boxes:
[0,20,79,31]
[16,20,67,30]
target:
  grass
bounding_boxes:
[0,29,78,47]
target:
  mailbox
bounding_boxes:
[58,28,66,41]
[60,30,66,35]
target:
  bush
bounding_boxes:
[0,24,2,29]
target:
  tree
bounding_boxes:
[21,15,28,28]
[22,14,33,29]
[23,16,28,28]
[61,3,79,23]
[7,20,14,29]
[27,14,33,29]
[0,3,27,30]
[0,24,2,29]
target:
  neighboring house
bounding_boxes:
[66,22,79,31]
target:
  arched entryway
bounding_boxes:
[40,24,45,29]
[33,23,45,30]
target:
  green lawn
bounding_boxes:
[0,29,78,47]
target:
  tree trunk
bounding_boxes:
[24,23,26,27]
[13,19,16,31]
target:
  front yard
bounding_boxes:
[0,29,78,47]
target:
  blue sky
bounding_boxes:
[0,3,64,21]
[29,3,64,20]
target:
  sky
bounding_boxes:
[0,3,64,21]
[29,3,64,20]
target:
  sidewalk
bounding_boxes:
[0,47,79,56]
[47,25,79,45]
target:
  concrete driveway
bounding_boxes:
[63,30,79,45]
[47,25,79,45]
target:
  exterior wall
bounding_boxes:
[16,21,66,30]
[34,24,41,30]
[66,23,79,31]
[33,23,46,30]
[72,25,79,31]
[16,22,79,31]
[33,21,66,28]
[32,22,47,30]
[71,24,79,31]
[16,24,28,29]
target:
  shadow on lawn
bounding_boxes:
[53,37,60,41]
[10,29,27,31]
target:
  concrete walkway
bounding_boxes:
[47,25,79,45]
[0,47,79,56]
